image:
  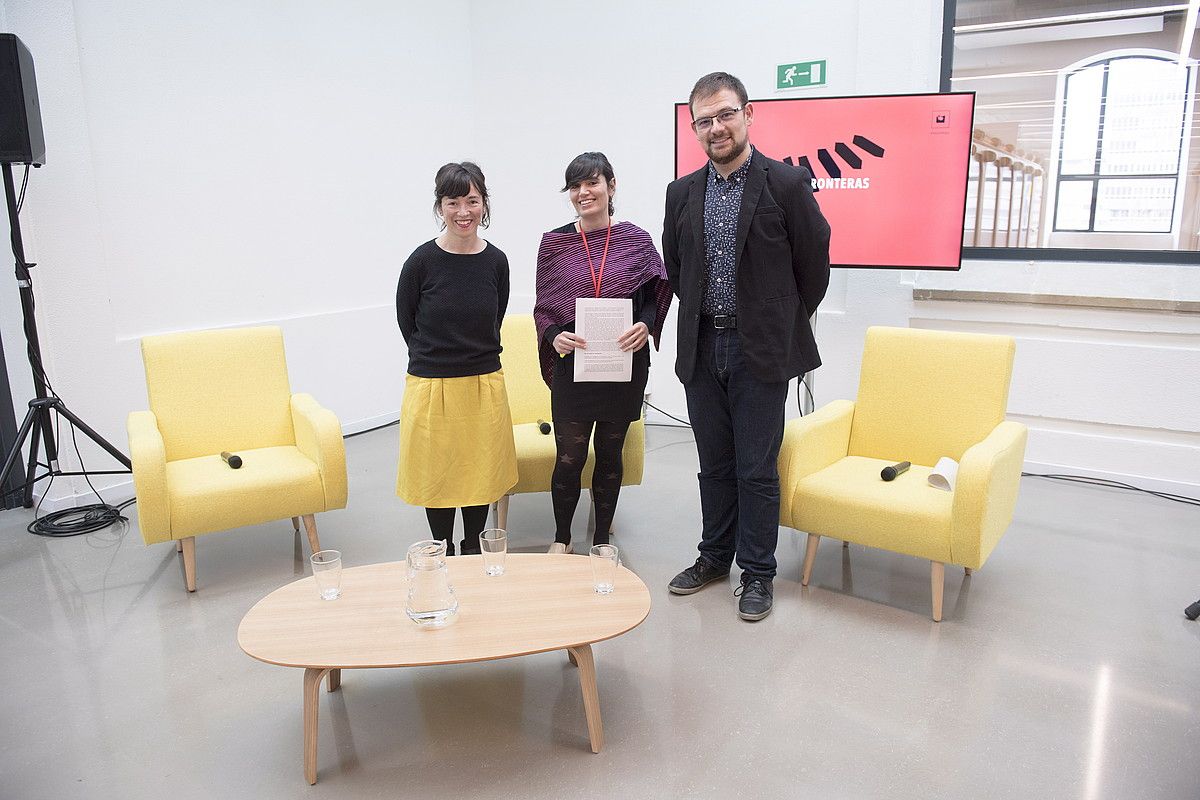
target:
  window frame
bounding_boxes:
[1053,53,1189,236]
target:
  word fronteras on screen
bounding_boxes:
[783,134,885,190]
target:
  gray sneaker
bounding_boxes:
[735,576,774,621]
[668,558,730,595]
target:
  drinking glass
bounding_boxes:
[589,544,619,594]
[480,528,507,576]
[310,550,342,600]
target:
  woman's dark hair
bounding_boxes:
[561,152,615,217]
[433,161,490,228]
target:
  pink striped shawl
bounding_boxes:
[534,220,673,387]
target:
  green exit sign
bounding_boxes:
[777,60,826,90]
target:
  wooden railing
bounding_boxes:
[965,130,1046,248]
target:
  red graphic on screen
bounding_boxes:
[675,93,975,269]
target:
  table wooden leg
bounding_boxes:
[303,667,330,785]
[327,668,341,693]
[567,645,603,753]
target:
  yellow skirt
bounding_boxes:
[396,370,518,508]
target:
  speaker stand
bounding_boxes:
[0,162,130,508]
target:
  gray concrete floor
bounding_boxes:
[1,424,1197,799]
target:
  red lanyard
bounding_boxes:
[579,220,612,298]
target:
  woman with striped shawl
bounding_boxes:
[534,152,673,554]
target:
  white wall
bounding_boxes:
[913,262,1200,495]
[1,0,475,505]
[468,0,945,420]
[1,0,1195,508]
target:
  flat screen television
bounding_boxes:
[674,92,976,270]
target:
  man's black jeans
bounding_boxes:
[684,325,788,579]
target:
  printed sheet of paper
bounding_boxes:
[574,297,633,383]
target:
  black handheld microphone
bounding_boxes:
[880,461,910,481]
[1186,599,1200,621]
[221,451,243,469]
[536,419,551,435]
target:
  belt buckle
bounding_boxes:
[713,314,735,329]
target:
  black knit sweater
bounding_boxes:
[396,239,510,378]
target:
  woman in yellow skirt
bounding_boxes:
[396,162,518,555]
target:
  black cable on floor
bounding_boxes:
[643,400,691,428]
[26,412,132,537]
[1022,472,1200,507]
[795,374,814,416]
[28,504,128,537]
[344,418,400,439]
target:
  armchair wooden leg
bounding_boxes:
[492,495,509,530]
[801,534,820,586]
[176,539,183,553]
[181,536,196,592]
[301,514,321,554]
[964,567,973,576]
[292,516,301,533]
[931,561,945,622]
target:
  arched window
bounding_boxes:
[1048,51,1195,245]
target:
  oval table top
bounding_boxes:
[238,554,651,669]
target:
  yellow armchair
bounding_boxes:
[128,326,347,591]
[492,315,645,533]
[778,326,1027,620]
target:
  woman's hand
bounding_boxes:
[554,331,587,355]
[617,322,649,352]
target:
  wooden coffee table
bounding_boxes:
[237,553,651,784]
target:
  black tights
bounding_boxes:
[551,420,630,547]
[425,505,490,556]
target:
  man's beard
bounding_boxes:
[706,134,748,165]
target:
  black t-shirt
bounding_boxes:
[395,239,510,378]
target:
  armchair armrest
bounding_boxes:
[127,410,171,544]
[778,399,855,523]
[950,420,1028,569]
[291,393,347,510]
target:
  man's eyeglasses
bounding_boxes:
[691,106,743,133]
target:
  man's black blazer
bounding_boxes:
[663,150,831,384]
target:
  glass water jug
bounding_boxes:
[405,540,458,627]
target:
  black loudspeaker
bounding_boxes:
[0,34,44,166]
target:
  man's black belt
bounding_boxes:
[702,314,737,329]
